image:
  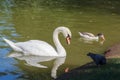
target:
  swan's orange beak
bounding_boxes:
[66,34,71,45]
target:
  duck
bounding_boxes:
[78,32,105,42]
[3,26,72,57]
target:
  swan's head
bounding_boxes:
[61,27,72,45]
[54,26,72,45]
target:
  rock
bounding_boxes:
[104,43,120,58]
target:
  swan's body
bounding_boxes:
[3,27,71,57]
[78,32,105,41]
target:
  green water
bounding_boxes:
[1,0,120,80]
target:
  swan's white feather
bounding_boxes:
[15,40,58,56]
[3,38,23,52]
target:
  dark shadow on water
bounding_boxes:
[0,72,7,76]
[56,59,120,80]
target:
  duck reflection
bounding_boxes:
[8,52,66,79]
[79,38,105,45]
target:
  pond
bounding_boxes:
[0,0,120,80]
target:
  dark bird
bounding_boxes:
[87,52,106,66]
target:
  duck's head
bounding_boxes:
[97,33,105,41]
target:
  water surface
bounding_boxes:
[1,0,120,80]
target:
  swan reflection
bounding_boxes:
[8,52,66,79]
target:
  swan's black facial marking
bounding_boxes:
[67,34,71,40]
[66,34,71,45]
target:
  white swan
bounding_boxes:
[78,32,105,41]
[3,26,72,57]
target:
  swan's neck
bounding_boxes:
[53,29,66,56]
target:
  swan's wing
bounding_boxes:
[15,40,58,56]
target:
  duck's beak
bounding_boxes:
[101,35,105,41]
[66,35,71,45]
